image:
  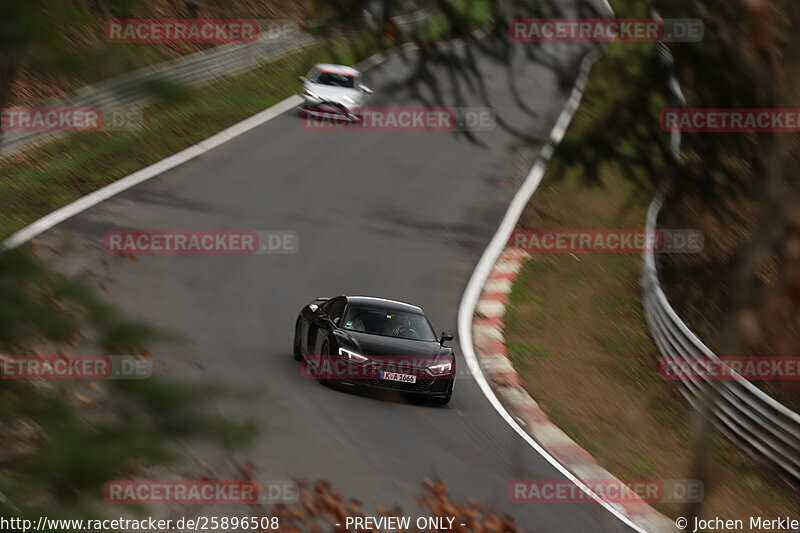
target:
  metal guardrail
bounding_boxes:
[0,7,441,158]
[363,0,440,32]
[641,2,800,482]
[0,21,316,157]
[642,194,800,481]
[390,4,441,31]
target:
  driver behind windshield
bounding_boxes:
[385,316,411,337]
[343,308,366,332]
[343,307,437,341]
[350,314,366,332]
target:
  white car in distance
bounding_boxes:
[298,63,373,122]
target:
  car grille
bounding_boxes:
[358,361,451,394]
[360,377,451,393]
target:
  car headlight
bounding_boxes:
[428,362,452,375]
[305,89,320,99]
[342,95,356,104]
[339,347,368,362]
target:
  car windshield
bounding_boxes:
[341,305,438,341]
[313,70,356,88]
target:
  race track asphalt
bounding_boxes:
[34,18,634,532]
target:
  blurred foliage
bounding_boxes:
[0,0,313,107]
[314,0,796,223]
[0,0,133,106]
[318,0,800,439]
[0,0,797,524]
[0,247,165,353]
[0,247,256,518]
[269,478,526,532]
[339,0,800,407]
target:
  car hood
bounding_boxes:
[304,83,362,104]
[337,330,445,359]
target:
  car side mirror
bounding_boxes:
[360,84,373,95]
[440,331,454,346]
[298,76,308,83]
[319,313,336,328]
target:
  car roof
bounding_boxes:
[345,296,424,314]
[313,63,360,77]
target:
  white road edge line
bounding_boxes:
[456,44,651,533]
[0,32,443,251]
[2,95,303,250]
[4,13,646,529]
[1,7,475,251]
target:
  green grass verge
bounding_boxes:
[0,6,494,242]
[0,42,345,240]
[502,3,799,521]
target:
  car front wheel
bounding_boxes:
[318,342,330,385]
[293,318,303,361]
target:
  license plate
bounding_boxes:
[380,371,416,383]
